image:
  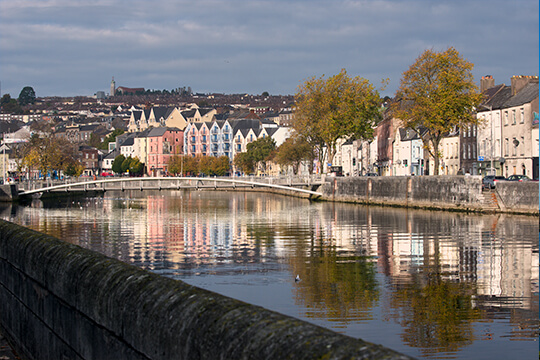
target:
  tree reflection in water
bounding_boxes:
[389,269,481,356]
[291,236,379,325]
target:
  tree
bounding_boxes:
[197,155,214,176]
[182,155,198,176]
[18,86,36,106]
[112,154,126,174]
[234,152,255,175]
[0,94,22,114]
[97,129,124,151]
[246,136,276,174]
[294,69,383,172]
[274,136,314,175]
[121,157,132,173]
[64,162,84,177]
[168,155,183,175]
[211,156,231,176]
[393,47,483,175]
[21,134,80,177]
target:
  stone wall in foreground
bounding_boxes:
[0,220,414,360]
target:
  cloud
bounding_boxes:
[0,0,537,97]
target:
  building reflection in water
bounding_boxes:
[2,191,537,359]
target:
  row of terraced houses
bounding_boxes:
[104,105,292,176]
[0,75,536,179]
[101,75,539,178]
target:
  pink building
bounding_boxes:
[185,122,212,157]
[146,127,183,176]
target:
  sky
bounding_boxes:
[0,0,538,99]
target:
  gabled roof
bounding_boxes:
[120,137,134,146]
[502,82,539,109]
[182,109,197,118]
[199,108,214,117]
[104,149,119,160]
[151,107,171,120]
[131,110,142,121]
[399,128,422,141]
[147,127,168,137]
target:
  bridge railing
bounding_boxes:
[18,175,325,191]
[18,175,326,198]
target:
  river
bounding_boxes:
[1,190,538,359]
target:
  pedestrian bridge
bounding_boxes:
[18,176,325,199]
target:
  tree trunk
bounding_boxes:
[431,138,441,175]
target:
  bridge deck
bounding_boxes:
[19,177,324,198]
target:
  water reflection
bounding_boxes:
[2,191,538,359]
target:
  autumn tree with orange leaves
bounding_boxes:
[393,47,483,175]
[294,69,383,173]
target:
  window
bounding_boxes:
[520,108,525,123]
[504,111,508,125]
[512,138,517,156]
[467,144,471,160]
[512,110,516,124]
[520,136,524,155]
[505,138,509,156]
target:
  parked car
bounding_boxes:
[364,172,379,177]
[482,175,506,189]
[506,174,531,182]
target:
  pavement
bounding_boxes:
[0,333,20,360]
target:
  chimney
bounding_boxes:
[511,75,539,95]
[480,75,495,92]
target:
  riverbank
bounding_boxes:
[317,175,539,216]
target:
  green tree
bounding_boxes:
[294,69,383,172]
[393,47,483,175]
[198,155,214,176]
[18,86,36,106]
[168,155,183,175]
[274,136,314,175]
[64,162,84,177]
[112,154,126,174]
[0,94,22,114]
[246,136,276,174]
[211,156,231,176]
[121,156,132,173]
[98,129,124,151]
[126,157,144,175]
[233,152,254,175]
[182,155,198,176]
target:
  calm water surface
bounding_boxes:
[2,190,538,359]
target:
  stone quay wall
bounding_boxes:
[319,175,539,215]
[0,220,414,360]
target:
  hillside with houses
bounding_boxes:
[0,75,537,181]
